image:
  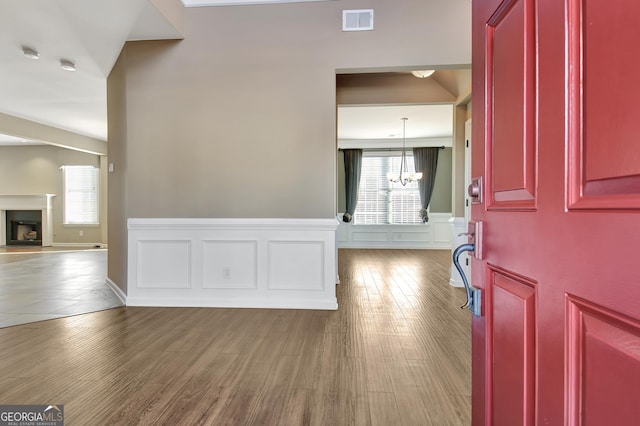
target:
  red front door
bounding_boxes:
[471,0,640,424]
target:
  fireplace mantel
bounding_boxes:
[0,195,55,246]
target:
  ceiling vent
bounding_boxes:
[342,9,374,31]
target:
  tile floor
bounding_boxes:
[0,248,123,328]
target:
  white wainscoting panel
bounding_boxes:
[391,231,431,242]
[268,241,324,290]
[127,218,339,310]
[352,231,388,242]
[137,240,192,288]
[337,213,453,249]
[202,240,257,289]
[434,220,453,243]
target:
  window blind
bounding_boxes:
[64,165,98,225]
[354,153,422,224]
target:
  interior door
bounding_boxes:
[470,0,640,424]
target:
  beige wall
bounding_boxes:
[0,145,107,244]
[452,104,468,216]
[107,49,129,293]
[107,0,471,289]
[431,147,452,213]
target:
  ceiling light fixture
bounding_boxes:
[60,59,76,72]
[411,70,435,78]
[387,117,422,186]
[22,47,40,60]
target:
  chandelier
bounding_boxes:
[387,117,422,186]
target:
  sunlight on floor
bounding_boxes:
[0,249,123,328]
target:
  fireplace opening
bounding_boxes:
[5,210,42,246]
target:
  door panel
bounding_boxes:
[487,0,536,208]
[567,297,640,425]
[583,1,640,181]
[490,268,536,426]
[567,0,640,208]
[472,0,640,424]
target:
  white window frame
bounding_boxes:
[63,165,99,225]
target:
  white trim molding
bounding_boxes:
[127,218,339,310]
[105,278,127,305]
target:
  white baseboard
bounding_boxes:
[52,242,106,248]
[105,278,127,305]
[125,296,337,310]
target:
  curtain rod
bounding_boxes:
[339,146,446,151]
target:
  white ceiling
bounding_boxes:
[0,0,182,144]
[0,0,466,148]
[338,105,453,141]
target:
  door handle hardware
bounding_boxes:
[453,243,482,317]
[468,176,483,204]
[464,220,483,260]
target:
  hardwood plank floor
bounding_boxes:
[0,249,471,425]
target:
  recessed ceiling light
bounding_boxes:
[411,70,435,78]
[60,59,76,72]
[22,46,39,60]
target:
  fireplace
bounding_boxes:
[6,210,43,246]
[0,195,54,246]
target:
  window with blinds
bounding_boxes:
[63,165,99,225]
[354,153,422,224]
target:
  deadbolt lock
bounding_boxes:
[468,176,483,204]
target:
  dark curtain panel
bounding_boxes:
[413,147,440,222]
[343,149,363,223]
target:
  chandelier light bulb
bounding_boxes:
[387,117,422,187]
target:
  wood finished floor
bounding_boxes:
[0,249,471,425]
